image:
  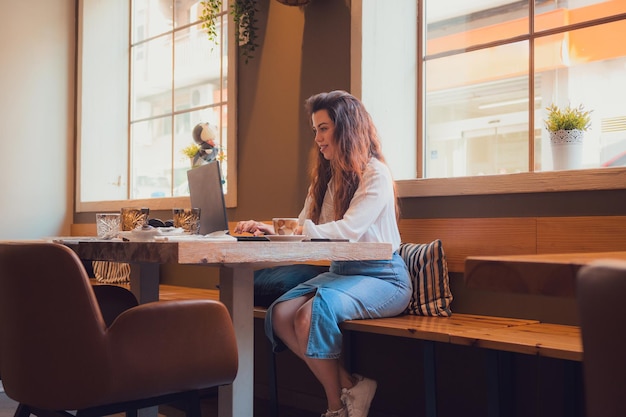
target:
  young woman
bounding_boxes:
[235,90,412,417]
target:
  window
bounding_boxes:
[77,0,237,212]
[353,0,626,196]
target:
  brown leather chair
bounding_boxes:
[0,242,238,417]
[577,259,626,417]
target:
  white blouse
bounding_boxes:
[299,158,401,252]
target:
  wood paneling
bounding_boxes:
[464,251,626,297]
[71,223,97,236]
[537,216,626,253]
[399,217,537,272]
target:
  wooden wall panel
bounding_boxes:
[537,216,626,253]
[399,218,537,272]
[71,223,96,236]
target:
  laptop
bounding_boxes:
[187,161,268,241]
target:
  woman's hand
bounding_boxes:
[234,220,275,236]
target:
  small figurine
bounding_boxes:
[191,122,219,166]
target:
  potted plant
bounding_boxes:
[200,0,259,63]
[544,103,592,170]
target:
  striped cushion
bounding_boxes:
[398,240,453,316]
[92,261,131,283]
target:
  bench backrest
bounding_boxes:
[399,216,626,272]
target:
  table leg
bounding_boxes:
[129,262,160,417]
[423,341,437,417]
[218,265,255,417]
[129,262,160,303]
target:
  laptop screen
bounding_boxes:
[186,161,229,235]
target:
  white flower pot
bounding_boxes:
[550,129,584,170]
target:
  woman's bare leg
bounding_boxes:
[272,296,355,411]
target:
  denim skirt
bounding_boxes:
[264,252,412,359]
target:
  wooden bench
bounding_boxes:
[119,282,581,417]
[340,315,581,417]
[94,279,580,417]
[93,279,578,417]
[77,215,626,417]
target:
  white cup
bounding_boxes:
[272,218,299,235]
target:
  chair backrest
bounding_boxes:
[0,242,111,405]
[577,259,626,417]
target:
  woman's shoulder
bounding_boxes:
[365,157,392,179]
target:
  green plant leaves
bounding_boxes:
[544,103,592,132]
[200,0,259,63]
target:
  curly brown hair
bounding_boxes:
[304,90,398,223]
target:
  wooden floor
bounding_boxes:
[90,280,221,302]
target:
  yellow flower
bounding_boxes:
[182,143,201,159]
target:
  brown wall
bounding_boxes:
[230,0,351,222]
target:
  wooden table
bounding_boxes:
[62,239,393,417]
[464,251,626,297]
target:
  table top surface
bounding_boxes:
[59,238,394,265]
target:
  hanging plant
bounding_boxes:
[231,0,259,63]
[200,0,259,64]
[200,0,221,45]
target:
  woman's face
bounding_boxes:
[312,109,337,161]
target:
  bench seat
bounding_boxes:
[92,280,583,362]
[103,281,581,362]
[341,314,538,344]
[93,281,582,362]
[450,322,582,362]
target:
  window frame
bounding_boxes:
[351,0,626,198]
[75,0,237,214]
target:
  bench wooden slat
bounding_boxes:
[91,281,269,318]
[450,323,582,361]
[159,284,220,301]
[341,314,539,343]
[158,284,270,318]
